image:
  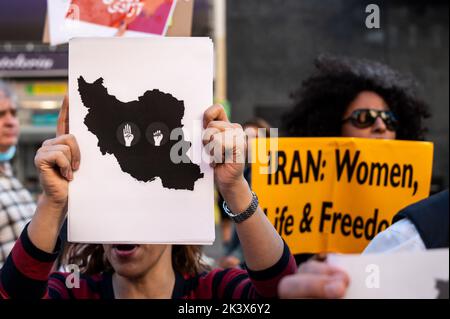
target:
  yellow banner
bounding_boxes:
[251,138,434,254]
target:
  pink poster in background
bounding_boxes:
[67,0,177,36]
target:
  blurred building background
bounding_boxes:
[0,0,67,196]
[0,0,448,196]
[226,0,449,190]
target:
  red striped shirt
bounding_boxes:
[0,225,296,299]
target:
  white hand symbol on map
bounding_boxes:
[153,130,163,146]
[123,124,134,147]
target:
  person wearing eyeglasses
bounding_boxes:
[282,55,430,266]
[0,80,36,267]
[283,54,429,141]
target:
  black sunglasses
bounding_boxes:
[342,109,398,131]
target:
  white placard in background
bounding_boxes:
[47,0,177,46]
[68,37,214,244]
[328,249,449,299]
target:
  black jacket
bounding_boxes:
[393,190,449,249]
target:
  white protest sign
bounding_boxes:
[328,249,449,299]
[68,37,214,244]
[47,0,177,46]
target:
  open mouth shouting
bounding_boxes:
[112,244,140,258]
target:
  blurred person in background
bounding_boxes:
[0,80,35,267]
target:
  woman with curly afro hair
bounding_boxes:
[282,55,430,140]
[282,55,431,266]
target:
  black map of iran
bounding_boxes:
[77,76,204,191]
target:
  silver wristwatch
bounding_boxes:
[222,192,259,224]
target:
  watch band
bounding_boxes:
[222,192,259,224]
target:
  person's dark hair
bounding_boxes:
[62,243,209,276]
[282,55,430,140]
[243,117,272,137]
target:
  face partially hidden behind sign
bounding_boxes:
[251,137,433,255]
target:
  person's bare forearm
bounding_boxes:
[220,177,284,271]
[27,195,66,254]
